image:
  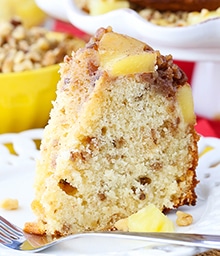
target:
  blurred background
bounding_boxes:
[0,0,46,27]
[0,0,85,134]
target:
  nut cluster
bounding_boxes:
[139,9,189,26]
[0,19,84,73]
[139,7,220,27]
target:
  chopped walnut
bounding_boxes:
[176,210,193,226]
[23,221,46,235]
[0,198,19,210]
[114,217,129,231]
[97,192,106,201]
[58,179,78,196]
[0,18,85,73]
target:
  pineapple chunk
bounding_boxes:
[98,32,156,75]
[111,53,156,76]
[128,204,174,232]
[99,31,147,54]
[115,204,175,232]
[88,0,129,16]
[176,84,195,124]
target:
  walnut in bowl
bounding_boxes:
[0,19,85,133]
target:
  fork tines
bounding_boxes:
[0,216,23,244]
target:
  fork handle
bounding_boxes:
[100,232,220,249]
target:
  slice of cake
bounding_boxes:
[28,27,199,236]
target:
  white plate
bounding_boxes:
[35,0,220,61]
[1,129,220,255]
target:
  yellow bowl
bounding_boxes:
[0,0,47,28]
[0,64,60,134]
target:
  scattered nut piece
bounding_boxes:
[176,210,193,226]
[23,221,46,235]
[114,217,129,231]
[0,198,19,210]
[140,7,220,27]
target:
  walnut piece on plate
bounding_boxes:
[0,198,19,210]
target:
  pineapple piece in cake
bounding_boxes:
[88,0,129,15]
[111,53,156,76]
[177,84,195,124]
[115,204,175,232]
[98,31,156,75]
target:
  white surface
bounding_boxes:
[35,0,220,61]
[1,130,220,255]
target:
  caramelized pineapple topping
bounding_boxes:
[98,31,156,76]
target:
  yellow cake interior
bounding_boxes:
[28,27,199,236]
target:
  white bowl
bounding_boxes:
[36,0,220,61]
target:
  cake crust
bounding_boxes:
[27,27,200,236]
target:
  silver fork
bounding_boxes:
[1,215,220,252]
